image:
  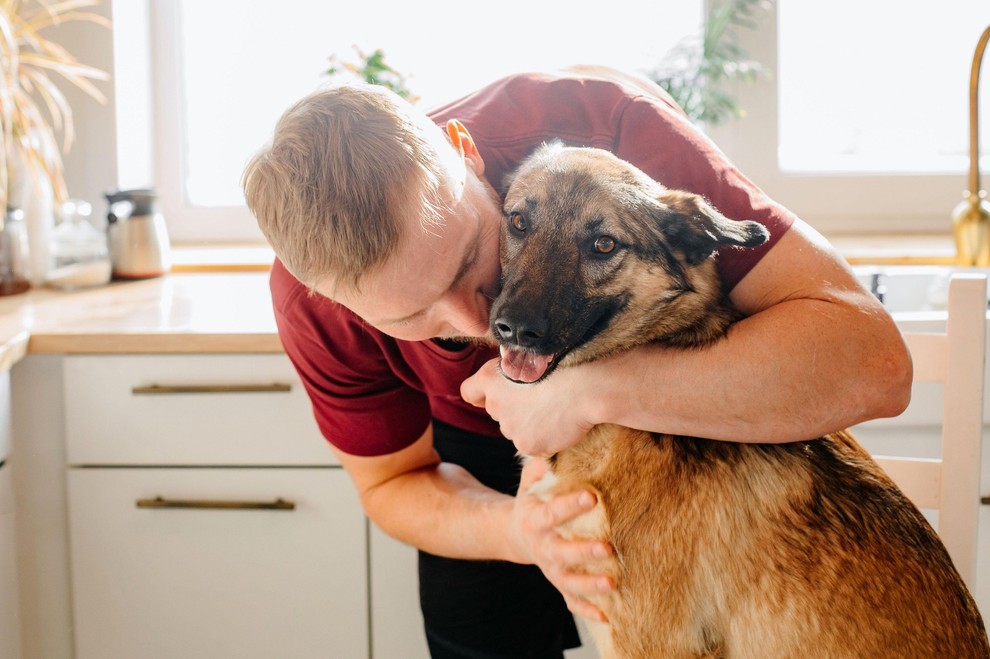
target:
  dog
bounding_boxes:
[489,142,990,658]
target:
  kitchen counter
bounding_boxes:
[828,233,956,266]
[0,230,964,371]
[0,272,281,366]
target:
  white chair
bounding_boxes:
[873,273,987,589]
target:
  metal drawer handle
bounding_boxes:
[131,383,292,395]
[136,496,296,511]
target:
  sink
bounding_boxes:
[853,265,990,315]
[849,264,990,457]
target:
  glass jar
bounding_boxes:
[47,200,111,290]
[0,208,31,296]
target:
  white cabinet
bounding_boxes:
[62,354,369,659]
[67,468,366,659]
[1,463,22,659]
[370,524,429,659]
[18,351,599,658]
[0,369,22,659]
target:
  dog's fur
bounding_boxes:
[490,143,990,659]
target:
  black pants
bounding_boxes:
[420,420,581,659]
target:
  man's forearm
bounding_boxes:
[361,460,523,562]
[591,293,911,444]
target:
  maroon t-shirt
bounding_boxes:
[271,69,796,457]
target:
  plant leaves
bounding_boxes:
[648,0,771,128]
[0,0,109,208]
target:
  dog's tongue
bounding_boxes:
[499,346,553,383]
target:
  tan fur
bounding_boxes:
[493,144,990,658]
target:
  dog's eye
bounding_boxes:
[593,235,617,254]
[508,212,528,233]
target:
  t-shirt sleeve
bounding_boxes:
[270,260,432,457]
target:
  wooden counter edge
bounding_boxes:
[26,333,284,355]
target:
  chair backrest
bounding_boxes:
[873,273,987,589]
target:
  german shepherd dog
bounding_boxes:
[490,143,989,658]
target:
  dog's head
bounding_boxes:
[491,143,769,384]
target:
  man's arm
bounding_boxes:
[462,220,913,457]
[331,424,615,621]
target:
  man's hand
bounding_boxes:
[460,358,597,456]
[508,458,615,622]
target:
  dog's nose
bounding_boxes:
[493,314,547,348]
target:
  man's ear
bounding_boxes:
[657,189,770,265]
[446,119,484,175]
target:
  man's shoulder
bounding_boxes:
[428,66,678,123]
[428,67,683,192]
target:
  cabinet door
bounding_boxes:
[0,463,22,659]
[369,524,429,659]
[67,467,367,659]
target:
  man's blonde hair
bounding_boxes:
[242,84,460,290]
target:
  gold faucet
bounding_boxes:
[953,26,990,266]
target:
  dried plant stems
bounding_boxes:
[0,0,110,212]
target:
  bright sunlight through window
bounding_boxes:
[778,0,989,174]
[174,0,702,209]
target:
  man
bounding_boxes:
[242,66,912,658]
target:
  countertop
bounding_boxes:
[0,232,963,373]
[0,272,282,369]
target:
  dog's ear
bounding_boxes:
[657,190,770,265]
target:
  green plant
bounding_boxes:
[0,0,110,211]
[325,46,418,103]
[649,0,771,126]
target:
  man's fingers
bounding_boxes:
[547,537,612,568]
[513,460,614,626]
[459,357,499,408]
[544,489,597,528]
[566,596,609,623]
[518,456,549,489]
[559,571,614,623]
[560,571,614,598]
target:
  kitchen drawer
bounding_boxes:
[67,467,368,659]
[64,354,335,466]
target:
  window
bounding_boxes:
[778,1,982,175]
[711,1,990,233]
[111,0,701,243]
[103,1,990,242]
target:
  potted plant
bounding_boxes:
[0,0,110,283]
[649,0,771,127]
[325,46,419,103]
